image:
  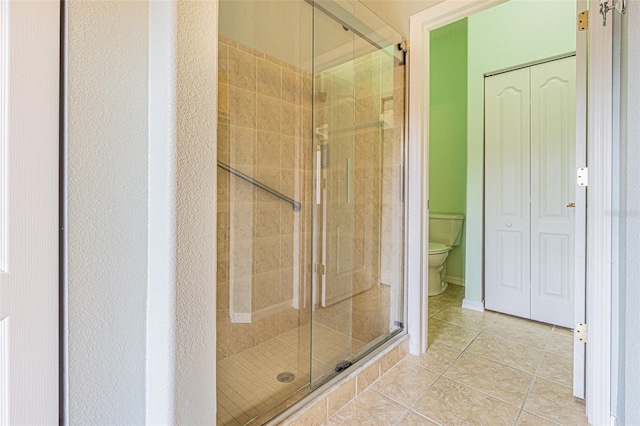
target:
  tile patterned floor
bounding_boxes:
[323,284,588,426]
[217,322,366,425]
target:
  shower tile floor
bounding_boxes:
[217,322,366,425]
[322,284,588,426]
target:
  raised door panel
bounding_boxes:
[530,57,576,328]
[484,68,531,318]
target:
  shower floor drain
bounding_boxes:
[276,372,296,383]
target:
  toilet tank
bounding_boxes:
[429,213,464,247]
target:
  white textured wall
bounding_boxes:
[67,1,149,423]
[174,0,218,422]
[618,1,640,421]
[68,0,219,423]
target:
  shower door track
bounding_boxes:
[301,0,387,51]
[217,161,301,211]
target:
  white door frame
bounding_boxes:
[585,0,612,423]
[1,0,61,423]
[406,0,508,358]
[407,0,613,423]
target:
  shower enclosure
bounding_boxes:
[216,1,405,424]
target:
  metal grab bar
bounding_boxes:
[217,161,301,212]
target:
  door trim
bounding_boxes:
[573,0,587,401]
[585,0,613,423]
[3,0,61,422]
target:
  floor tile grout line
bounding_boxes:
[405,374,443,414]
[535,373,576,390]
[396,406,443,426]
[218,384,285,423]
[217,361,281,410]
[399,344,465,425]
[514,330,557,425]
[458,346,544,377]
[443,309,532,410]
[439,373,525,412]
[371,370,437,412]
[390,407,412,426]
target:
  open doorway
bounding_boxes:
[414,0,588,423]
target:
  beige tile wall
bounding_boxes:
[217,38,405,359]
[217,36,313,358]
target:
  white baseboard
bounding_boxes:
[462,298,485,312]
[445,275,465,286]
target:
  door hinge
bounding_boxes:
[578,10,589,31]
[316,263,326,275]
[600,0,626,27]
[398,39,409,53]
[577,167,588,187]
[575,322,587,343]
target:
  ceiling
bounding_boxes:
[358,0,445,37]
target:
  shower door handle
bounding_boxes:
[316,148,322,204]
[346,158,351,203]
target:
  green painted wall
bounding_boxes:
[465,0,576,303]
[429,19,468,283]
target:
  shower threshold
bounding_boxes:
[260,330,407,426]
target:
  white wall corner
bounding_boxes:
[147,0,220,424]
[147,1,178,424]
[462,298,485,312]
[173,0,219,423]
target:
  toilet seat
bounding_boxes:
[429,242,449,254]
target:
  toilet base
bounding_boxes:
[429,280,448,296]
[428,266,449,296]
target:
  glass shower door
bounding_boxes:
[311,0,357,386]
[310,0,406,388]
[216,1,314,423]
[216,0,406,421]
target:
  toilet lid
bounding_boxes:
[429,242,449,254]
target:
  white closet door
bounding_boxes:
[530,57,576,328]
[484,68,531,318]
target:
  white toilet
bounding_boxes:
[428,213,464,296]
